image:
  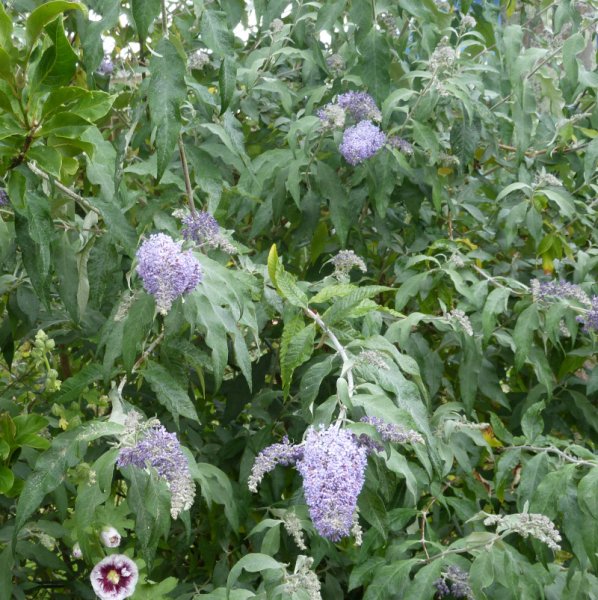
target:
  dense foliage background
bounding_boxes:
[0,0,597,598]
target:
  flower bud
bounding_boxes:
[100,526,121,548]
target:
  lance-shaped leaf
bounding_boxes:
[148,38,187,181]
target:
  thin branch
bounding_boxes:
[117,330,165,395]
[304,307,354,423]
[178,137,196,214]
[502,445,597,468]
[27,162,101,216]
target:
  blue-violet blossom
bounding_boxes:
[337,91,382,122]
[136,233,202,314]
[339,121,386,165]
[117,420,196,519]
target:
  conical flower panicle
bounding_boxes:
[296,426,368,542]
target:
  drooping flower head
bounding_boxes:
[433,566,474,599]
[295,426,368,542]
[339,121,386,165]
[337,91,382,122]
[90,554,138,600]
[248,436,302,493]
[136,233,202,314]
[117,417,196,519]
[531,279,590,305]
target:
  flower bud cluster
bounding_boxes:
[356,350,389,370]
[325,53,345,75]
[283,556,322,600]
[461,15,477,30]
[429,42,457,72]
[360,416,424,444]
[534,168,563,188]
[31,330,61,392]
[447,309,474,337]
[188,50,210,70]
[388,136,414,155]
[433,566,474,599]
[331,249,367,275]
[283,511,307,550]
[117,415,196,519]
[484,510,562,551]
[136,233,202,314]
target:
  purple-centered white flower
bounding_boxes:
[90,554,138,600]
[117,422,196,519]
[337,91,382,122]
[295,426,368,542]
[339,121,386,165]
[136,233,202,314]
[100,526,121,548]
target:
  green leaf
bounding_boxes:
[26,1,86,47]
[583,138,598,183]
[521,401,545,443]
[124,466,171,570]
[227,554,285,590]
[122,293,155,372]
[192,462,239,529]
[0,3,12,49]
[148,38,187,181]
[13,422,123,544]
[52,232,79,320]
[30,18,77,89]
[143,361,199,425]
[200,8,234,57]
[131,0,161,40]
[450,115,480,168]
[357,28,390,102]
[363,560,417,600]
[496,182,532,202]
[513,303,539,370]
[0,465,14,494]
[577,469,598,518]
[322,286,388,325]
[318,161,350,245]
[219,56,237,114]
[281,319,315,396]
[482,287,510,343]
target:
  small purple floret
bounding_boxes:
[339,121,386,165]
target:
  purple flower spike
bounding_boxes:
[295,426,368,542]
[182,211,220,244]
[0,189,9,206]
[117,423,196,519]
[98,57,114,76]
[136,233,202,314]
[248,437,302,493]
[90,554,138,600]
[339,121,386,165]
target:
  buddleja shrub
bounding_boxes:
[0,0,597,599]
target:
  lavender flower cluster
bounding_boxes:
[117,417,196,519]
[331,249,367,275]
[531,279,597,332]
[182,211,236,253]
[361,416,424,444]
[433,566,474,599]
[249,418,422,542]
[296,426,368,541]
[0,189,9,206]
[317,91,389,165]
[136,233,202,314]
